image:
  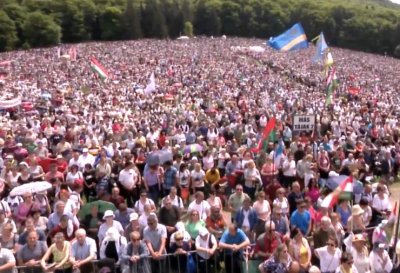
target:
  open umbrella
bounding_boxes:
[146,150,173,165]
[183,144,203,154]
[78,200,116,220]
[10,181,52,197]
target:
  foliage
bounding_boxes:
[0,10,18,51]
[22,12,61,47]
[0,0,398,57]
[184,21,193,37]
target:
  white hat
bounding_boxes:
[82,148,89,153]
[56,155,63,159]
[103,210,115,220]
[175,222,185,231]
[129,213,139,222]
[198,227,209,237]
[16,143,22,147]
[105,227,120,241]
[5,155,13,160]
[192,156,198,161]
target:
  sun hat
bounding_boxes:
[129,213,139,222]
[352,234,366,243]
[352,205,364,216]
[103,210,115,220]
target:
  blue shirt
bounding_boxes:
[290,210,311,235]
[164,166,178,189]
[220,228,248,255]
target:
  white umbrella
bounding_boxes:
[10,181,52,197]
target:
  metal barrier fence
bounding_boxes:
[14,247,261,273]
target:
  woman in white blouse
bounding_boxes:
[314,236,342,273]
[369,244,393,273]
[243,160,261,200]
[202,150,215,171]
[372,185,391,225]
[273,188,290,216]
[190,163,206,192]
[349,234,370,273]
[253,191,271,238]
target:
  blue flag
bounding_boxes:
[267,23,308,52]
[313,32,328,63]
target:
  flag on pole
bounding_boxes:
[275,138,285,157]
[325,67,338,107]
[144,72,156,94]
[267,23,308,52]
[90,57,109,81]
[56,47,61,59]
[325,51,334,67]
[69,46,77,61]
[252,117,276,153]
[312,32,328,63]
[321,176,353,208]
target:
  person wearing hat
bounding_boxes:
[342,234,369,273]
[195,226,218,273]
[369,243,393,273]
[124,213,140,238]
[99,227,127,265]
[98,210,124,244]
[347,205,365,233]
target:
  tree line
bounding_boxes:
[0,0,399,57]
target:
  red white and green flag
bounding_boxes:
[90,57,109,81]
[321,176,353,208]
[325,67,338,106]
[252,117,276,153]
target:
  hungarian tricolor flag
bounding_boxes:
[90,57,109,81]
[321,176,353,208]
[252,117,276,153]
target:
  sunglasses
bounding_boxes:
[347,261,354,264]
[191,214,198,216]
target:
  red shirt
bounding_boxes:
[254,232,282,256]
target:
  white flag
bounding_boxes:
[144,72,156,94]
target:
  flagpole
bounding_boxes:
[392,201,400,264]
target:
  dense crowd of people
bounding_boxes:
[0,37,398,273]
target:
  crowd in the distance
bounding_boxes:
[0,37,398,273]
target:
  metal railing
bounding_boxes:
[14,247,261,273]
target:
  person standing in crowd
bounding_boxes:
[40,232,71,273]
[70,229,97,273]
[17,230,47,273]
[122,231,151,273]
[143,213,167,272]
[290,200,311,236]
[228,185,250,223]
[195,227,218,273]
[219,223,250,273]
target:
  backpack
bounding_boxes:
[104,239,121,261]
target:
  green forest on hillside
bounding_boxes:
[0,0,399,57]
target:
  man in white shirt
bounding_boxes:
[0,242,16,273]
[188,192,210,221]
[70,229,97,273]
[195,227,218,273]
[369,244,393,273]
[118,161,139,207]
[78,148,95,169]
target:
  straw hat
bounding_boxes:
[352,205,364,216]
[352,234,366,243]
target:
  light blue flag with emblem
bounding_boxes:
[313,32,329,63]
[267,23,308,52]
